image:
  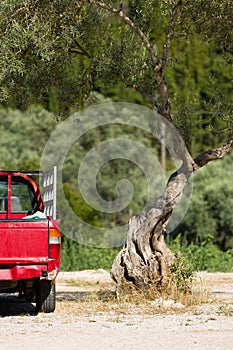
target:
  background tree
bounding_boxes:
[0,107,57,169]
[0,0,232,293]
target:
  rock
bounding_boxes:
[151,298,185,309]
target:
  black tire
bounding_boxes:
[35,280,56,313]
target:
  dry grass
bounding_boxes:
[56,277,211,317]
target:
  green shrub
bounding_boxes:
[168,234,233,273]
[61,233,233,272]
[60,236,121,271]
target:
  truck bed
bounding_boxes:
[0,219,49,279]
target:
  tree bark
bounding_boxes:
[110,138,233,293]
[110,162,191,292]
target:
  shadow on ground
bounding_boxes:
[0,294,37,317]
[56,290,116,302]
[0,290,116,317]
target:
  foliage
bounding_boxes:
[0,106,57,169]
[61,233,233,273]
[180,0,233,55]
[166,35,232,151]
[168,235,233,273]
[169,236,195,292]
[1,105,231,271]
[171,153,233,251]
[60,236,121,271]
[0,105,162,236]
[0,1,88,111]
[0,0,232,148]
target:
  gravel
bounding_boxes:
[0,271,233,350]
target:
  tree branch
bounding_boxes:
[153,0,185,122]
[194,136,233,169]
[126,83,162,111]
[87,1,186,126]
[69,39,92,58]
[88,0,158,68]
[162,0,185,70]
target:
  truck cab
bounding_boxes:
[0,170,61,313]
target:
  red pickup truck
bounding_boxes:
[0,170,61,313]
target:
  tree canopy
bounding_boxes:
[0,0,232,149]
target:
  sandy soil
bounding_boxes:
[1,270,233,350]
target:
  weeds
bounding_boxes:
[218,304,233,316]
[57,279,210,317]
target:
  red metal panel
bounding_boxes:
[0,220,49,264]
[0,264,48,280]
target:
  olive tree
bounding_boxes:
[88,1,233,291]
[0,0,232,292]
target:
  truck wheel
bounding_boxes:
[35,280,56,313]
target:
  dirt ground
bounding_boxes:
[1,270,233,350]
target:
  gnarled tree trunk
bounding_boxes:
[110,162,192,292]
[110,138,233,293]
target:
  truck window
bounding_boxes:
[11,181,34,213]
[0,179,7,213]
